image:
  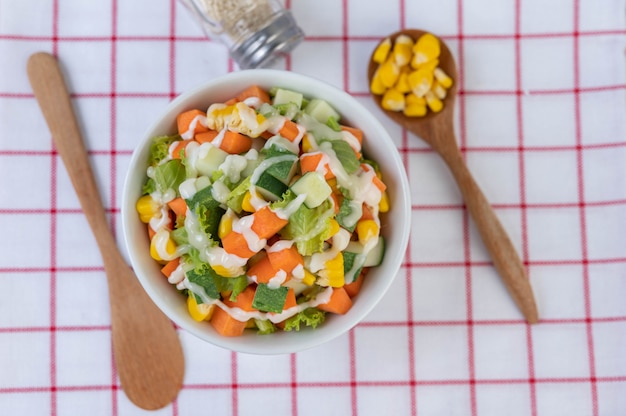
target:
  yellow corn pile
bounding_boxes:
[370,33,454,117]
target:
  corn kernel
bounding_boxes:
[379,191,390,213]
[320,253,345,288]
[425,91,443,113]
[245,319,256,328]
[378,57,400,88]
[150,234,176,262]
[406,93,426,107]
[393,34,414,67]
[433,67,453,88]
[381,88,405,111]
[408,68,433,98]
[301,134,314,152]
[412,57,439,72]
[256,113,266,124]
[218,212,233,239]
[329,218,340,236]
[370,68,387,95]
[432,80,447,100]
[412,33,441,66]
[395,69,412,94]
[187,294,214,322]
[404,104,427,117]
[356,219,379,244]
[326,178,338,191]
[136,195,160,223]
[242,191,255,212]
[372,37,392,64]
[302,269,316,286]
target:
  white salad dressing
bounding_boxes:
[178,178,198,200]
[180,114,208,140]
[210,180,231,204]
[232,214,267,253]
[340,130,362,154]
[168,263,185,285]
[181,277,334,324]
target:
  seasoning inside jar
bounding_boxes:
[179,0,305,69]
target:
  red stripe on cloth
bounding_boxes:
[513,2,538,415]
[455,1,478,415]
[349,329,358,416]
[49,2,60,415]
[396,4,418,415]
[573,2,599,415]
[109,2,120,414]
[231,351,239,416]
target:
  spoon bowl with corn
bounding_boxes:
[368,29,539,324]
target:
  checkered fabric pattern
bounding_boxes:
[1,0,625,415]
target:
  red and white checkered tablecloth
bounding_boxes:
[1,0,625,415]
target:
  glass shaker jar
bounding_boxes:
[178,0,305,69]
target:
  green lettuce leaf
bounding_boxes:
[186,267,221,301]
[185,186,225,239]
[321,139,360,175]
[254,319,277,335]
[226,175,252,213]
[281,197,333,256]
[283,308,326,331]
[153,159,186,195]
[148,135,178,166]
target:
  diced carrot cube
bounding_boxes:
[171,139,193,159]
[220,130,252,154]
[299,152,334,179]
[279,119,301,142]
[340,125,363,145]
[167,197,188,217]
[209,306,247,337]
[160,258,180,278]
[251,207,289,240]
[221,231,256,259]
[267,245,303,273]
[236,85,271,104]
[247,256,286,284]
[344,272,364,298]
[223,285,257,311]
[195,130,219,144]
[318,287,353,315]
[176,109,209,136]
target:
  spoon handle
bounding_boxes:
[439,137,539,324]
[27,52,185,409]
[27,52,114,249]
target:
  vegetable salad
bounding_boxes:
[136,85,390,336]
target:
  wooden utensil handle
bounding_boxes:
[27,52,114,250]
[441,141,539,324]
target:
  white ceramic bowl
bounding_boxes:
[122,69,411,354]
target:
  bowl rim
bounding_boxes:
[121,69,411,354]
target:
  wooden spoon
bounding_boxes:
[27,52,185,409]
[368,30,539,324]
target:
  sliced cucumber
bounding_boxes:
[335,198,362,232]
[255,170,288,201]
[272,88,304,109]
[194,175,212,191]
[265,156,298,185]
[363,236,385,267]
[305,98,341,124]
[196,144,229,177]
[343,241,365,284]
[262,135,298,157]
[290,171,332,208]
